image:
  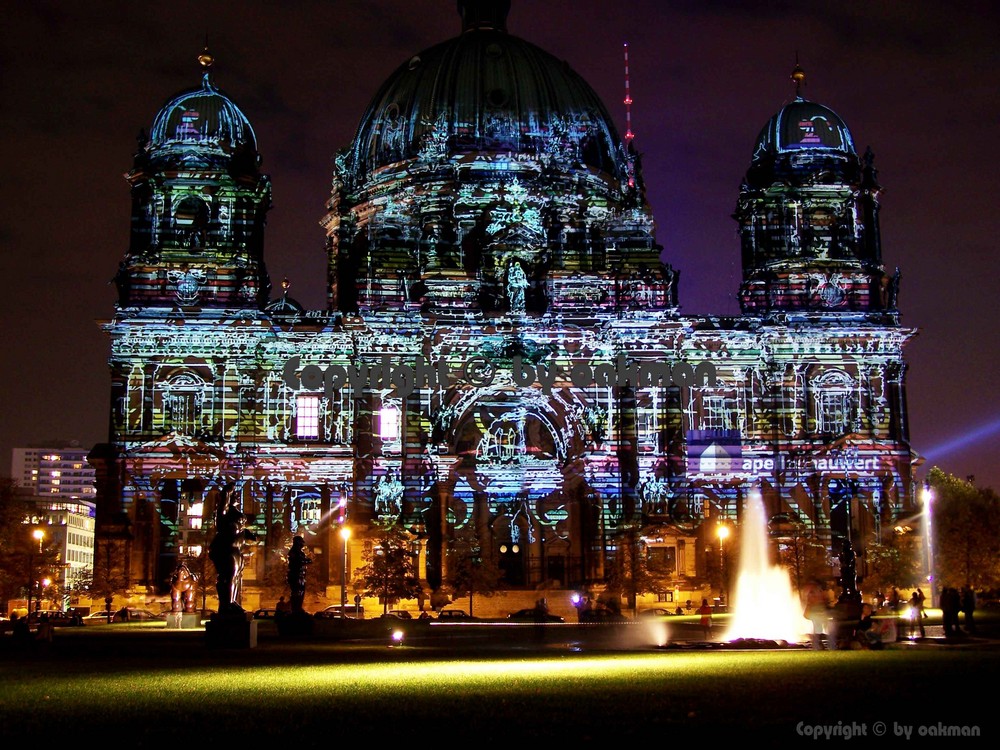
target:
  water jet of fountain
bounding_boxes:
[721,490,813,643]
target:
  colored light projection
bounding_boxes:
[98,2,918,605]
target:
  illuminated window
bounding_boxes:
[300,495,322,525]
[296,395,320,440]
[187,501,204,530]
[378,404,401,440]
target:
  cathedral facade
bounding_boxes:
[91,1,919,609]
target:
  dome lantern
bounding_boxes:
[458,0,511,32]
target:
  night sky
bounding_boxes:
[2,1,997,491]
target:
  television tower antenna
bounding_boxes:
[623,42,635,144]
[623,42,636,188]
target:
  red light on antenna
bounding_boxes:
[623,42,634,144]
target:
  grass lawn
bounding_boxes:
[1,621,995,744]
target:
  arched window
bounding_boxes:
[157,373,207,435]
[811,370,855,436]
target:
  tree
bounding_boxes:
[356,521,422,614]
[91,533,131,608]
[0,478,60,610]
[859,530,922,595]
[604,530,657,611]
[928,467,1000,590]
[772,516,833,592]
[0,478,32,607]
[447,527,504,616]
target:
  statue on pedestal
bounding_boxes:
[287,535,312,614]
[836,539,862,619]
[169,560,197,613]
[209,504,254,615]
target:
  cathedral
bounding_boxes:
[91,0,919,611]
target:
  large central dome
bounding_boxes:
[344,0,628,186]
[324,0,670,319]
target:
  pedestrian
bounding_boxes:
[852,603,882,649]
[908,590,925,637]
[940,587,961,637]
[888,587,901,612]
[803,581,836,650]
[10,612,30,645]
[961,586,977,634]
[697,598,713,640]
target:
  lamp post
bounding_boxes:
[27,528,44,617]
[922,480,935,608]
[340,526,352,609]
[717,524,730,605]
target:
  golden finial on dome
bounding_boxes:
[791,55,806,97]
[282,277,291,293]
[198,46,214,70]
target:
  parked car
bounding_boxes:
[253,608,280,619]
[637,607,677,619]
[579,606,628,623]
[380,609,413,620]
[82,610,116,624]
[315,605,366,620]
[123,608,166,622]
[436,609,479,622]
[29,609,83,627]
[507,608,565,623]
[82,608,164,624]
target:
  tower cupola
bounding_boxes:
[114,50,272,310]
[734,65,896,317]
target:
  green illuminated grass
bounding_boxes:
[0,627,995,743]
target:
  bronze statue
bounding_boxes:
[169,560,197,613]
[287,535,312,614]
[209,506,253,613]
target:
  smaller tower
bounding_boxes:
[734,64,896,316]
[114,49,272,310]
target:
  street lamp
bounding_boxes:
[27,528,45,616]
[922,480,935,608]
[340,526,352,609]
[717,524,730,605]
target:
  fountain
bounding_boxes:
[721,490,813,645]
